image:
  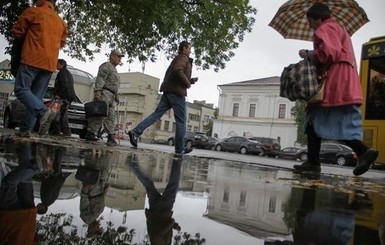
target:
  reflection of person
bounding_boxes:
[293,186,354,245]
[36,146,71,215]
[129,154,182,245]
[129,41,197,157]
[0,142,39,245]
[78,149,113,237]
[293,3,378,175]
[51,59,77,137]
[85,50,124,146]
[12,0,67,137]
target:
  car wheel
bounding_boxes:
[168,139,174,146]
[299,153,308,161]
[185,140,193,149]
[215,145,222,151]
[336,156,347,166]
[259,149,265,157]
[240,147,247,155]
[3,110,16,129]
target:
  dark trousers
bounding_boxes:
[53,100,71,134]
[306,121,369,165]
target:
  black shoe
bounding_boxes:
[353,148,378,176]
[174,148,193,158]
[107,134,118,146]
[128,131,138,147]
[293,161,321,172]
[15,130,31,138]
[85,131,98,141]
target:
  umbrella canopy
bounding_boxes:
[268,0,369,41]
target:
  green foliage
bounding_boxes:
[0,0,256,71]
[36,212,206,244]
[290,100,307,146]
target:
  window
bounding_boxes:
[164,121,170,131]
[268,195,277,213]
[249,104,256,117]
[155,120,161,130]
[187,125,192,131]
[239,191,247,207]
[223,187,230,203]
[172,122,176,132]
[278,104,286,118]
[193,126,198,132]
[232,103,239,117]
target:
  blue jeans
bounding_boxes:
[129,154,182,212]
[132,92,186,153]
[14,64,52,132]
[0,142,38,210]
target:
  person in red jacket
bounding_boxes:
[293,3,378,175]
[12,0,67,137]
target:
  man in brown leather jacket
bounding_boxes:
[129,41,197,156]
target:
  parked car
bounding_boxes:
[277,147,307,161]
[296,142,357,166]
[214,136,263,155]
[193,135,219,150]
[3,87,88,138]
[248,137,281,157]
[167,131,205,149]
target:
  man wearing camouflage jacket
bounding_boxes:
[85,50,123,146]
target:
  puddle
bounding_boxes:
[1,138,385,244]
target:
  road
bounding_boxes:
[1,126,384,180]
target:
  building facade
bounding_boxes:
[213,76,297,148]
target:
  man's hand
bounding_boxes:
[299,49,308,59]
[94,91,102,101]
[190,77,198,84]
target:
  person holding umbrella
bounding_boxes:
[291,3,378,175]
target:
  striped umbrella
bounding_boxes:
[268,0,369,41]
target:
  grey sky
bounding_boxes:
[1,0,383,106]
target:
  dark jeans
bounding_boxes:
[0,143,38,210]
[132,92,186,153]
[129,154,182,212]
[52,100,71,134]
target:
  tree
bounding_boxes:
[290,100,307,146]
[0,0,256,71]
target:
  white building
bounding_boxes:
[213,76,297,148]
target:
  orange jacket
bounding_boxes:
[0,208,37,245]
[12,2,67,72]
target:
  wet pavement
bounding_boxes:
[1,130,385,245]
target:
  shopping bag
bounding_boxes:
[84,100,108,118]
[280,58,319,102]
[48,98,62,113]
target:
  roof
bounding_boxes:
[218,76,280,88]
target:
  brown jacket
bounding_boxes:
[12,1,67,72]
[160,54,192,97]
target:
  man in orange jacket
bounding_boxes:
[12,0,67,137]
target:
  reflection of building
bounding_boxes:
[213,77,297,148]
[205,162,292,237]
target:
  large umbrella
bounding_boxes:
[268,0,369,41]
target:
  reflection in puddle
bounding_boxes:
[0,138,385,244]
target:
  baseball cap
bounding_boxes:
[110,50,125,57]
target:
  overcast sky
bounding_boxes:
[1,0,384,107]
